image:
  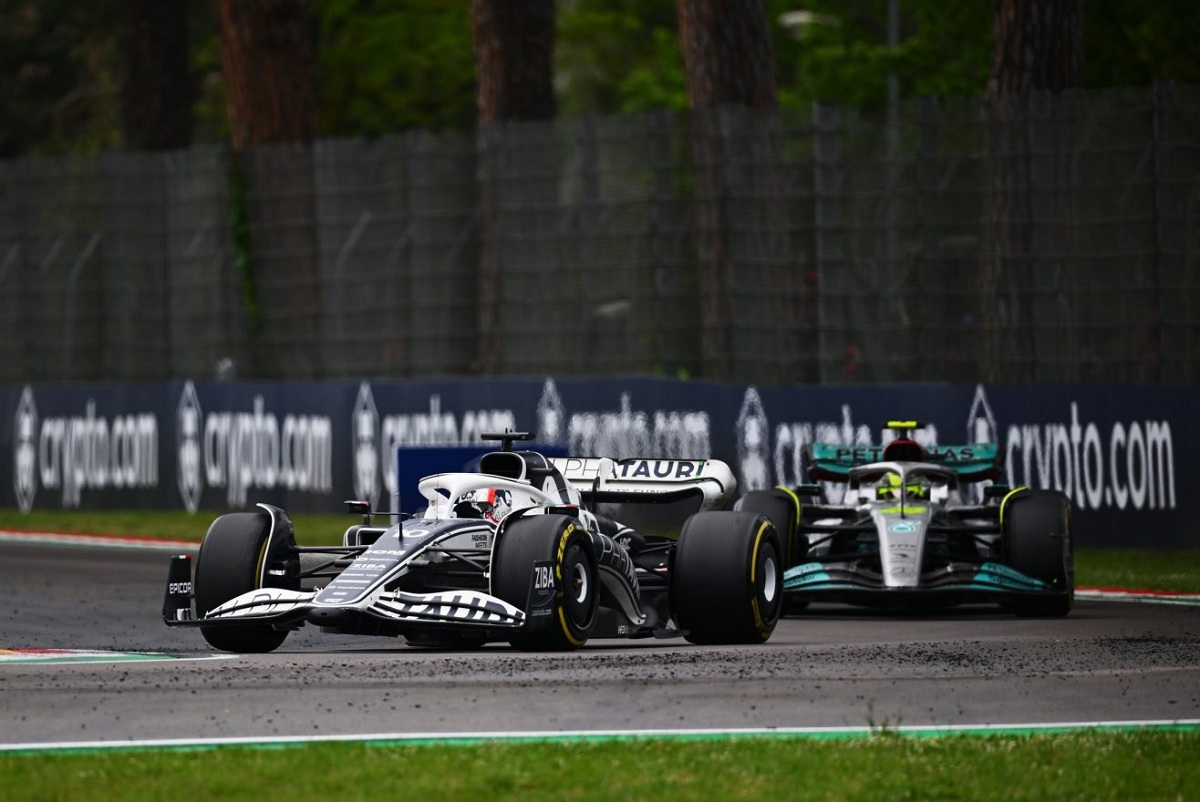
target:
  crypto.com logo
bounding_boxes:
[177,382,203,513]
[13,387,38,512]
[353,382,380,508]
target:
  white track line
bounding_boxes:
[2,719,1198,753]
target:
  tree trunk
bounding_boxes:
[471,0,557,374]
[120,0,193,151]
[980,0,1083,382]
[675,0,779,381]
[216,0,316,150]
[217,0,322,378]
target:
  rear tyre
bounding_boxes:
[492,514,599,650]
[195,510,297,653]
[1003,489,1073,617]
[672,511,783,644]
[734,489,803,564]
[734,489,808,612]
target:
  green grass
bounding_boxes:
[1,508,1197,593]
[1071,548,1200,593]
[0,507,350,544]
[1,732,1198,801]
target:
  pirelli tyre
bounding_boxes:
[671,511,783,644]
[1002,488,1074,617]
[734,488,805,565]
[492,514,599,651]
[194,508,300,653]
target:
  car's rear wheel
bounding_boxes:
[492,514,599,650]
[671,511,783,644]
[734,488,809,612]
[1003,489,1073,617]
[734,489,803,565]
[195,510,298,653]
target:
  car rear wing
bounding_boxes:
[550,457,736,512]
[806,442,1003,483]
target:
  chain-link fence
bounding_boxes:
[0,83,1196,386]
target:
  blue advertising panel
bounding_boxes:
[0,378,1191,548]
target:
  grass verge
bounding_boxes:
[1,732,1198,801]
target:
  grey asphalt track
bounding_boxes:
[1,540,1197,745]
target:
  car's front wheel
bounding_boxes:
[194,509,298,653]
[1002,489,1073,617]
[492,514,599,650]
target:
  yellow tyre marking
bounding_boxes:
[999,486,1028,526]
[749,520,771,630]
[555,523,586,647]
[774,485,802,565]
[253,536,271,590]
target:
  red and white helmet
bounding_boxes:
[454,487,514,523]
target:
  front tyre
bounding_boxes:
[492,514,599,651]
[1003,489,1073,617]
[194,509,298,653]
[672,511,783,645]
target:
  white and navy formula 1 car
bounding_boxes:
[734,421,1073,616]
[164,432,782,651]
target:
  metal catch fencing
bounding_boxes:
[0,83,1196,386]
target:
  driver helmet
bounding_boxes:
[876,471,929,501]
[453,487,513,523]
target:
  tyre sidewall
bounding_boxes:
[672,511,783,644]
[492,513,599,650]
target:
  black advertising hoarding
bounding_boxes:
[0,378,1191,548]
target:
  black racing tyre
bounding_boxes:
[671,511,783,645]
[195,510,297,653]
[492,514,599,651]
[734,489,804,566]
[1003,489,1074,617]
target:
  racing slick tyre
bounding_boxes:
[734,489,803,564]
[734,489,809,613]
[1002,489,1074,617]
[194,509,300,653]
[671,511,783,644]
[492,514,599,651]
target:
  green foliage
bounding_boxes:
[1086,0,1200,87]
[557,0,688,116]
[0,2,1197,153]
[314,0,476,135]
[0,0,121,157]
[771,0,993,111]
[1,732,1198,801]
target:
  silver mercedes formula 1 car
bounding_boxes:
[163,432,782,652]
[734,421,1073,616]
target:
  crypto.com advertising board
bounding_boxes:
[0,378,1190,548]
